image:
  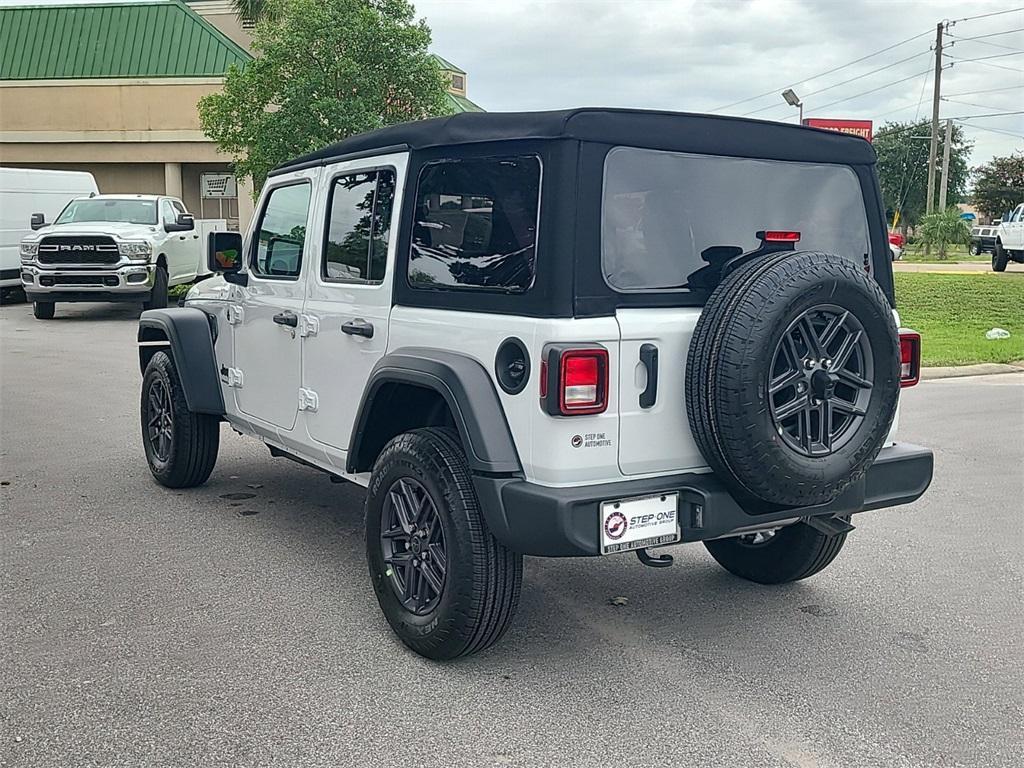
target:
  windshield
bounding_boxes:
[602,148,871,291]
[55,199,158,225]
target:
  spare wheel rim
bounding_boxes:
[767,303,874,458]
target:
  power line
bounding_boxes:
[949,110,1024,119]
[740,50,931,118]
[943,84,1024,97]
[810,68,939,113]
[949,6,1024,23]
[709,28,933,112]
[945,50,1024,63]
[954,120,1024,140]
[948,27,1024,41]
[942,96,1018,112]
[947,33,1024,54]
[947,54,1024,73]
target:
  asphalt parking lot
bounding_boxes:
[2,301,1022,768]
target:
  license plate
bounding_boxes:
[600,493,680,555]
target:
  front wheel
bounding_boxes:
[33,301,55,319]
[970,243,982,256]
[704,518,850,584]
[365,428,522,660]
[143,265,168,310]
[992,243,1009,272]
[141,350,219,488]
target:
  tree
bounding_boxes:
[971,153,1024,222]
[917,207,971,259]
[201,0,453,189]
[873,120,972,232]
[231,0,274,25]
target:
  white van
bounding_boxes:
[0,168,99,292]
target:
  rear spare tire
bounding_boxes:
[686,251,899,508]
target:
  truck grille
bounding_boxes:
[37,236,119,265]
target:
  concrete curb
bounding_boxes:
[922,363,1024,380]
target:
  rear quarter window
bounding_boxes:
[601,148,872,291]
[408,155,541,292]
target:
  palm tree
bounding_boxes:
[232,0,272,26]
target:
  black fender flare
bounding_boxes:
[138,308,224,415]
[348,348,522,476]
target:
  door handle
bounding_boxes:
[639,343,658,408]
[341,318,374,338]
[273,311,298,328]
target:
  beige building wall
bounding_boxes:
[0,78,247,229]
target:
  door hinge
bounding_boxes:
[299,314,319,338]
[298,388,319,412]
[226,305,243,325]
[221,366,244,388]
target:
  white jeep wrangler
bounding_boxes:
[137,109,933,660]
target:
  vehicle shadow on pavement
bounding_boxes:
[197,434,863,671]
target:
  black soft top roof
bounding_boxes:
[272,108,877,176]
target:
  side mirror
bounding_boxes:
[207,231,247,286]
[30,213,45,230]
[166,213,195,233]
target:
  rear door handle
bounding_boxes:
[639,343,658,408]
[273,311,298,328]
[342,318,374,338]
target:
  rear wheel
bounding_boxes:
[704,519,849,584]
[365,428,522,660]
[141,350,219,488]
[992,242,1009,272]
[970,243,982,256]
[33,301,55,320]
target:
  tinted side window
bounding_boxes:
[251,183,311,279]
[322,170,396,283]
[409,155,540,292]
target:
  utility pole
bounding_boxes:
[938,118,954,212]
[925,21,944,215]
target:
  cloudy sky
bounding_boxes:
[416,0,1023,166]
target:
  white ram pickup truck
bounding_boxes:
[19,194,202,319]
[992,202,1024,272]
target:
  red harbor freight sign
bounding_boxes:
[802,118,873,142]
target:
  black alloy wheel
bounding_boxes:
[146,378,174,462]
[768,305,873,458]
[380,477,447,615]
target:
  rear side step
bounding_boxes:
[804,515,856,538]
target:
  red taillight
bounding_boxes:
[763,230,801,243]
[899,329,921,388]
[888,232,905,247]
[543,347,609,415]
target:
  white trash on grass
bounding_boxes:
[985,328,1011,340]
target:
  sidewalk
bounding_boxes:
[893,261,1022,274]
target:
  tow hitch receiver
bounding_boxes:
[804,516,856,538]
[636,548,674,568]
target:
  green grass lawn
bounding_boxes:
[894,272,1024,366]
[899,244,988,263]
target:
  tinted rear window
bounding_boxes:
[602,148,871,291]
[409,155,540,292]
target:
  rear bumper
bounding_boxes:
[475,442,933,557]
